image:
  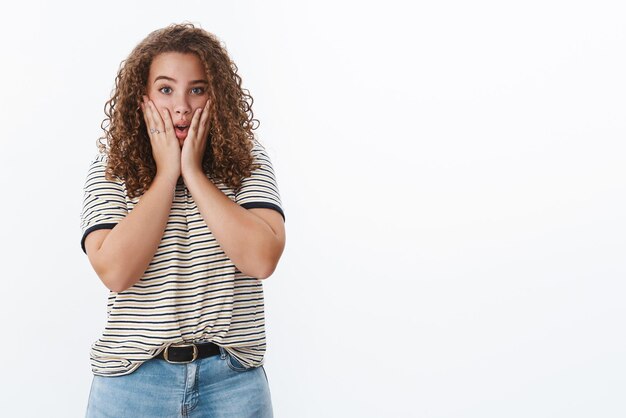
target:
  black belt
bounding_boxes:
[154,341,221,364]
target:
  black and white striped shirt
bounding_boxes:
[79,139,284,376]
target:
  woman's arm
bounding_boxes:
[84,175,178,292]
[182,169,286,279]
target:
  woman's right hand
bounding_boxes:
[141,95,181,183]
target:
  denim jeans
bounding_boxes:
[85,345,273,417]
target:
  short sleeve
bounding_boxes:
[79,154,129,254]
[235,140,285,221]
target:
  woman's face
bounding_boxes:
[146,52,210,147]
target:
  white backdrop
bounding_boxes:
[0,1,624,417]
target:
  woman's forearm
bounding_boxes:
[182,169,282,279]
[95,175,177,292]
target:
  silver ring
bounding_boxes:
[150,128,161,134]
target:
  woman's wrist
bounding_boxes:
[181,165,205,181]
[153,172,180,190]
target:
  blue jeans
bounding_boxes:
[85,346,273,417]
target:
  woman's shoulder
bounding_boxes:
[250,137,278,162]
[85,153,112,177]
[87,152,109,167]
[250,137,265,153]
[84,152,126,186]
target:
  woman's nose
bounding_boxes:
[173,97,191,116]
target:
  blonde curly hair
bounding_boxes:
[97,22,260,198]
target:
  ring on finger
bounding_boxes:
[150,128,161,134]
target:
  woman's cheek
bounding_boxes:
[155,105,169,121]
[148,96,167,120]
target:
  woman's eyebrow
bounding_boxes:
[153,75,208,85]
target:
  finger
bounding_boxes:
[140,102,149,129]
[198,100,211,136]
[140,96,151,130]
[142,96,158,135]
[160,106,175,137]
[188,107,203,138]
[147,100,165,132]
[143,109,157,138]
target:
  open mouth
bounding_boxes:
[175,124,189,140]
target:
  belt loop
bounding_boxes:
[218,346,227,360]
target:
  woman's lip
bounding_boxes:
[175,126,189,140]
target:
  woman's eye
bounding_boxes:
[191,87,205,95]
[159,87,172,94]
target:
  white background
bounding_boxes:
[0,1,624,417]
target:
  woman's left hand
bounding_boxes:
[179,99,213,176]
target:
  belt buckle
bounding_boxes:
[163,342,199,364]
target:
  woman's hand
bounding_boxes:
[180,99,212,177]
[141,96,181,183]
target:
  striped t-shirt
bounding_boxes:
[79,139,284,377]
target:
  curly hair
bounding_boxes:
[97,22,260,198]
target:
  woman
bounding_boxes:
[80,23,285,417]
